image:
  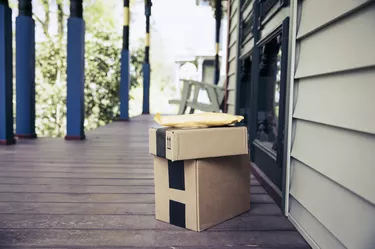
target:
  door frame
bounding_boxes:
[248,12,290,209]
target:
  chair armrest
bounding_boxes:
[182,80,225,90]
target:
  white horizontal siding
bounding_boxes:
[295,3,375,78]
[290,159,375,249]
[228,42,238,61]
[240,37,254,58]
[229,14,238,33]
[289,197,346,249]
[259,7,288,41]
[261,0,283,24]
[291,119,375,206]
[227,74,236,90]
[289,1,375,249]
[297,0,371,38]
[230,0,239,18]
[293,68,375,135]
[227,90,236,106]
[241,0,253,20]
[239,0,254,57]
[227,104,236,114]
[227,57,237,75]
[225,0,241,114]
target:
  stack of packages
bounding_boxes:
[149,112,251,232]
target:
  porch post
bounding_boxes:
[16,0,36,139]
[214,0,222,85]
[142,0,152,114]
[65,0,85,140]
[0,0,15,145]
[119,0,130,121]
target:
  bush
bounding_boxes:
[35,31,144,137]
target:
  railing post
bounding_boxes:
[142,0,152,114]
[16,0,36,139]
[0,0,15,145]
[65,0,85,140]
[119,0,130,121]
[214,0,222,85]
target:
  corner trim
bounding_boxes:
[289,214,320,249]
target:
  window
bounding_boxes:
[256,34,282,154]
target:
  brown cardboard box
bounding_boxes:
[149,126,248,161]
[154,154,250,231]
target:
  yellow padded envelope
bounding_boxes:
[154,112,244,128]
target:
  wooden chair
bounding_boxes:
[169,76,227,115]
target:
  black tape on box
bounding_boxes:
[168,160,185,190]
[156,127,168,158]
[169,200,186,228]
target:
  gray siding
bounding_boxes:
[226,0,241,114]
[239,0,254,58]
[259,5,289,41]
[289,1,375,248]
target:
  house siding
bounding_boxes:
[226,0,241,114]
[289,1,375,249]
[239,0,254,58]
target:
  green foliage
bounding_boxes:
[203,0,228,16]
[84,31,144,129]
[35,39,67,137]
[34,0,144,137]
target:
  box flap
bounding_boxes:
[149,126,248,161]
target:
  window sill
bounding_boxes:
[253,139,277,161]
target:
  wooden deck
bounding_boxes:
[0,115,310,248]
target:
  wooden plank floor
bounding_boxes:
[0,115,310,249]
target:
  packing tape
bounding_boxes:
[156,127,168,158]
[169,200,186,228]
[168,160,185,190]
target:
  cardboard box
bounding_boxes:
[149,126,248,161]
[154,155,250,231]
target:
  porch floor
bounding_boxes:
[0,115,310,248]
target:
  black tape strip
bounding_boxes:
[169,200,186,228]
[156,128,168,158]
[168,160,185,190]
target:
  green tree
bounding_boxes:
[31,0,143,137]
[203,0,228,15]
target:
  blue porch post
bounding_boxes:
[65,0,85,140]
[142,0,152,114]
[16,0,36,138]
[0,0,15,145]
[118,0,130,121]
[214,0,222,85]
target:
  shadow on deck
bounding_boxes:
[0,115,310,248]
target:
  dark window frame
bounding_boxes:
[251,17,289,166]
